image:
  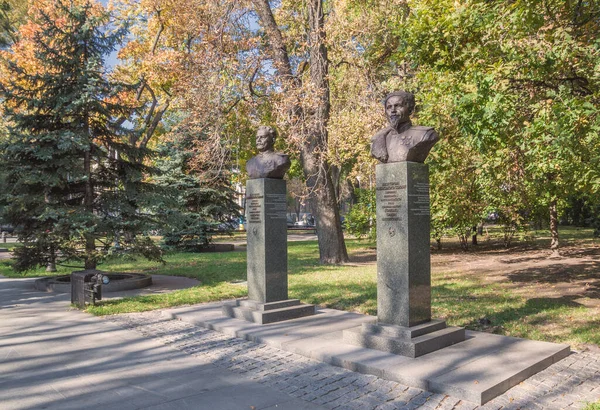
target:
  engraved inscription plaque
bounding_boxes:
[265,193,287,220]
[377,182,406,222]
[247,194,263,224]
[409,182,430,217]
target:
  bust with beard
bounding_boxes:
[371,91,439,163]
[246,126,291,179]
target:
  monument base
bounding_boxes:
[222,299,315,325]
[343,319,465,358]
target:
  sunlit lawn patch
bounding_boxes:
[1,231,598,348]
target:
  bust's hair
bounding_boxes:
[257,125,277,140]
[384,91,415,113]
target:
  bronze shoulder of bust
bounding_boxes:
[403,126,439,163]
[371,127,394,163]
[247,151,291,179]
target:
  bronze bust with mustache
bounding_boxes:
[371,91,439,163]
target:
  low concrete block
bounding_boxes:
[343,325,465,358]
[239,299,302,311]
[363,319,447,338]
[428,339,571,404]
[222,299,315,325]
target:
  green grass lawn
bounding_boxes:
[584,402,600,410]
[1,227,598,348]
[0,241,20,250]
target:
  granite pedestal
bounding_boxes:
[344,162,464,357]
[223,178,315,324]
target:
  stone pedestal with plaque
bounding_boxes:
[223,178,315,324]
[343,162,465,357]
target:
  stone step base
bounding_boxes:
[166,304,570,405]
[363,319,448,338]
[239,299,303,311]
[222,299,316,325]
[343,320,465,358]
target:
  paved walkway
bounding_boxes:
[111,311,600,410]
[1,276,599,409]
[0,277,324,410]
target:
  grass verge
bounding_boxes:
[1,228,598,348]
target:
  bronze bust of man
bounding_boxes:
[246,126,291,179]
[371,91,439,163]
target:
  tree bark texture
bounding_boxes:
[84,149,96,270]
[47,244,57,272]
[252,0,348,264]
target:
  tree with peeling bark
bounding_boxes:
[251,0,349,264]
[113,0,352,264]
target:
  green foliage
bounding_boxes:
[0,0,26,49]
[345,188,376,240]
[583,401,600,410]
[152,141,241,252]
[0,0,161,271]
[382,0,600,251]
[563,194,600,235]
[587,204,600,238]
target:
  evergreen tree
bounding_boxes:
[153,140,241,252]
[0,0,161,271]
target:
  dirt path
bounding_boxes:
[431,243,600,309]
[350,242,600,309]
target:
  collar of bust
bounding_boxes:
[392,121,412,134]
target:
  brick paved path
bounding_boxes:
[106,312,600,410]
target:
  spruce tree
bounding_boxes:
[0,0,161,271]
[153,140,241,252]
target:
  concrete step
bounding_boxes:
[427,335,571,404]
[239,299,302,311]
[223,300,315,324]
[254,304,316,324]
[344,325,465,358]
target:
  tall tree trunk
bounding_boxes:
[46,244,57,272]
[84,148,96,270]
[549,199,560,257]
[252,0,348,264]
[471,226,478,246]
[83,43,96,270]
[306,0,347,263]
[330,164,342,204]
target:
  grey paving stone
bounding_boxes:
[6,280,592,410]
[115,310,600,410]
